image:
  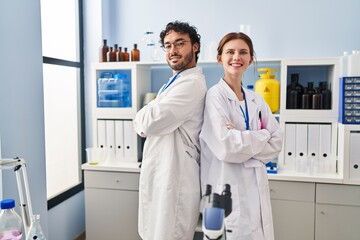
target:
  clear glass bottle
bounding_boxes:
[131,44,140,62]
[0,199,23,240]
[26,215,46,240]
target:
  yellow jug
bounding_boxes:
[255,68,280,113]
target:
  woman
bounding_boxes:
[200,32,283,240]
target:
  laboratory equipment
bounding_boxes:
[123,48,130,62]
[286,73,303,109]
[99,39,109,62]
[97,72,131,108]
[0,157,45,239]
[0,199,23,240]
[200,184,232,240]
[26,214,45,240]
[131,44,140,62]
[255,68,280,113]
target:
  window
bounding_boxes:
[40,0,85,209]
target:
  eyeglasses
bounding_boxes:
[161,40,191,52]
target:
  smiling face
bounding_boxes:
[164,30,199,73]
[217,38,253,79]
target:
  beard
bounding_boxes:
[167,51,194,71]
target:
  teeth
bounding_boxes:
[231,63,242,67]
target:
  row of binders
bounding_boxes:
[284,123,334,175]
[97,119,137,162]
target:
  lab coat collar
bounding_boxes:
[172,66,203,78]
[219,78,258,121]
[218,78,255,102]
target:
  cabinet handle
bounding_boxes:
[321,211,325,215]
[115,179,120,183]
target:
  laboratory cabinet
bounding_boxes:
[269,180,360,240]
[269,180,315,240]
[315,183,360,240]
[83,166,141,240]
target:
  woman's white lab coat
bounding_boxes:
[200,79,283,240]
[134,67,207,240]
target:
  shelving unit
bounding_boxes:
[277,58,341,179]
[90,58,347,179]
[91,62,151,163]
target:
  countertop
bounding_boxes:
[82,162,346,184]
[82,161,141,173]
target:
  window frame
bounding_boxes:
[42,0,86,210]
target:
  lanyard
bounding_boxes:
[239,87,250,130]
[160,70,184,94]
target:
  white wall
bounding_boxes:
[108,0,360,59]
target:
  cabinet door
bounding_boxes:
[316,204,360,240]
[85,188,141,240]
[272,199,315,240]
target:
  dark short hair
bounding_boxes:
[160,21,201,62]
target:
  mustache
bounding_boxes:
[170,52,181,57]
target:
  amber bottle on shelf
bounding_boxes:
[131,44,140,61]
[118,47,124,61]
[106,47,113,62]
[114,44,120,61]
[123,47,130,61]
[99,39,109,62]
[109,46,117,62]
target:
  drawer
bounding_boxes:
[85,170,140,191]
[269,180,315,202]
[316,184,360,206]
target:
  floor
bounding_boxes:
[75,232,85,240]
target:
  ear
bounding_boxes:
[217,55,222,64]
[249,56,254,65]
[193,42,199,53]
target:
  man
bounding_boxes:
[134,21,207,240]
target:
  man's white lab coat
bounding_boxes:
[134,67,207,240]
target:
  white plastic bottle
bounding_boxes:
[348,50,360,76]
[0,199,23,240]
[341,51,349,77]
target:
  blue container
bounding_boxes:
[97,73,131,108]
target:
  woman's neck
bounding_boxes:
[224,75,243,101]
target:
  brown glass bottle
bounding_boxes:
[123,47,130,62]
[99,39,109,62]
[131,44,140,61]
[114,44,119,62]
[109,46,117,62]
[118,47,124,61]
[107,47,113,62]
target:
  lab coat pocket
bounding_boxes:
[184,144,200,164]
[243,159,263,168]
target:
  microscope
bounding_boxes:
[200,184,232,240]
